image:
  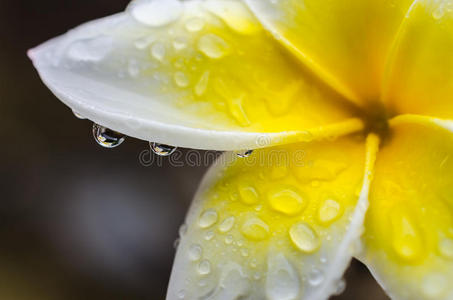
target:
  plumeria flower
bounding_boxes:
[29,0,453,299]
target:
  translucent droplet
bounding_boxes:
[177,289,185,299]
[150,142,177,156]
[391,211,423,261]
[218,216,235,233]
[198,259,211,275]
[241,217,269,241]
[92,123,126,148]
[128,58,140,77]
[195,71,210,96]
[73,110,86,120]
[173,238,180,249]
[151,42,166,61]
[289,222,321,253]
[268,187,306,216]
[236,150,253,158]
[185,18,205,32]
[240,248,249,257]
[238,184,260,205]
[225,235,233,244]
[174,71,190,87]
[198,209,218,228]
[204,231,215,241]
[308,268,324,286]
[172,37,188,50]
[188,244,202,261]
[129,0,182,27]
[438,237,453,259]
[179,224,188,237]
[198,34,230,59]
[318,199,342,225]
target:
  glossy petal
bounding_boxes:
[244,0,415,104]
[167,134,379,300]
[29,0,361,151]
[383,0,453,119]
[360,116,453,300]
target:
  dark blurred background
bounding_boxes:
[0,0,389,299]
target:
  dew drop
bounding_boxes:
[188,244,202,261]
[179,224,188,237]
[129,0,182,27]
[174,71,190,87]
[185,18,205,32]
[151,42,166,61]
[308,268,324,286]
[177,289,185,299]
[172,37,188,50]
[318,199,342,225]
[73,110,86,120]
[241,217,269,241]
[333,279,346,296]
[198,34,231,59]
[173,238,180,249]
[127,59,140,77]
[238,184,260,205]
[268,187,306,216]
[218,216,235,233]
[266,253,300,300]
[198,259,212,275]
[236,150,253,158]
[92,123,126,148]
[421,274,447,298]
[150,142,177,156]
[195,71,210,96]
[225,235,234,244]
[391,211,423,261]
[204,231,215,241]
[198,209,218,228]
[289,222,321,253]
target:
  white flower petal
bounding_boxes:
[30,0,361,151]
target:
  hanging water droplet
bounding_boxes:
[72,110,86,120]
[150,142,177,156]
[237,150,253,158]
[92,123,126,148]
[173,238,181,249]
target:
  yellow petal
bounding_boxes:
[383,0,453,119]
[361,116,453,300]
[245,0,414,104]
[29,0,360,151]
[167,134,379,300]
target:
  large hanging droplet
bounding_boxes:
[92,123,125,148]
[72,110,86,120]
[150,142,177,156]
[236,150,253,158]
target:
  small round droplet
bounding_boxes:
[438,237,453,259]
[289,222,321,253]
[174,71,190,87]
[198,209,218,228]
[218,216,235,233]
[422,274,447,298]
[238,184,260,205]
[198,260,211,275]
[204,231,215,241]
[73,110,86,120]
[151,42,166,61]
[318,199,342,225]
[92,123,126,148]
[237,150,253,158]
[129,0,182,27]
[188,244,202,261]
[241,217,269,241]
[185,18,205,32]
[150,142,177,156]
[198,34,231,59]
[268,187,306,216]
[308,268,324,286]
[225,235,234,244]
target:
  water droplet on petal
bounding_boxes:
[174,71,190,87]
[198,34,230,59]
[333,279,346,296]
[73,110,86,120]
[185,18,205,32]
[238,184,260,205]
[268,187,306,216]
[218,216,235,233]
[129,0,182,27]
[236,150,253,158]
[195,71,210,96]
[241,217,269,241]
[150,142,177,156]
[438,237,453,259]
[177,289,185,299]
[198,209,218,228]
[289,222,321,253]
[266,253,300,300]
[307,268,324,286]
[197,259,211,275]
[188,244,203,261]
[151,42,166,61]
[391,210,424,261]
[92,123,125,148]
[318,199,342,225]
[422,274,447,299]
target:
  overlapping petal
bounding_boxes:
[244,0,415,104]
[383,0,453,119]
[360,116,453,300]
[167,134,379,300]
[29,0,362,151]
